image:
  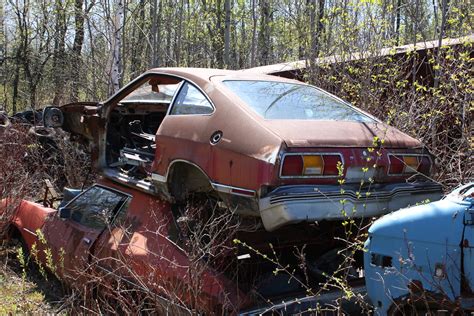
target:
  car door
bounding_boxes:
[42,185,129,279]
[155,81,216,177]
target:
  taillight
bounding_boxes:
[418,156,431,175]
[302,155,323,175]
[388,154,432,175]
[322,155,341,175]
[281,155,303,176]
[281,154,343,177]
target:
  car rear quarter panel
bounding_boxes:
[154,80,282,191]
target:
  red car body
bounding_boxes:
[3,179,245,313]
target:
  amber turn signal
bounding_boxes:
[281,154,342,177]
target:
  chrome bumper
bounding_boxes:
[259,182,443,231]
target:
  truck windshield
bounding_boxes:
[223,80,375,122]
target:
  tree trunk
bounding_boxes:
[109,0,124,96]
[250,0,257,67]
[258,0,271,65]
[395,0,402,45]
[131,0,145,77]
[12,48,21,113]
[52,0,67,105]
[71,0,85,102]
[175,0,184,66]
[149,0,158,68]
[224,0,231,67]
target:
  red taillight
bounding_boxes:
[281,155,303,176]
[281,154,342,177]
[417,156,431,175]
[388,155,405,174]
[322,155,341,175]
[389,154,431,175]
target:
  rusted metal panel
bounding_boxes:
[244,34,474,78]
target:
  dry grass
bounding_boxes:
[0,245,64,314]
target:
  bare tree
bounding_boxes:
[108,0,124,96]
[52,0,67,105]
[223,0,230,67]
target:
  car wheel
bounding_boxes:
[0,112,10,130]
[28,126,56,139]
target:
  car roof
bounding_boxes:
[147,67,303,84]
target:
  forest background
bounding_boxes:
[0,0,472,188]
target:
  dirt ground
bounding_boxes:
[0,245,67,314]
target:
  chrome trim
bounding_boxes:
[211,182,256,197]
[165,80,185,116]
[103,168,157,194]
[268,184,441,205]
[259,182,443,231]
[153,160,256,198]
[22,227,37,237]
[279,152,344,179]
[165,159,210,182]
[387,153,432,176]
[151,172,167,183]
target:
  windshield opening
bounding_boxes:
[223,80,375,122]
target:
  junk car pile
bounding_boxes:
[1,68,444,313]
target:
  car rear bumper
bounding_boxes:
[259,182,443,231]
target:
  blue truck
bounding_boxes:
[364,183,474,315]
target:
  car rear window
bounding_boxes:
[223,80,375,122]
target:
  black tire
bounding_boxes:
[0,112,10,129]
[28,126,56,139]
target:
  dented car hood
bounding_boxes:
[262,120,421,148]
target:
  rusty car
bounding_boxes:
[2,67,445,312]
[364,182,474,315]
[42,68,442,231]
[2,176,366,314]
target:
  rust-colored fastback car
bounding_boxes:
[44,68,442,231]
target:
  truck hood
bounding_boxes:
[369,197,471,246]
[262,120,421,148]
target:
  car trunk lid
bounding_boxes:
[262,120,421,148]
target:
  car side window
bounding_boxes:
[170,82,214,115]
[64,186,129,230]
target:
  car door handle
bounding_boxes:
[82,237,91,245]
